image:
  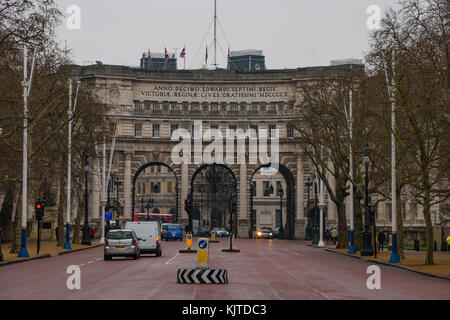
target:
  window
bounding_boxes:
[157,165,161,173]
[151,182,161,193]
[228,125,237,138]
[287,126,294,138]
[269,125,277,138]
[263,181,271,197]
[167,181,173,193]
[110,122,116,135]
[276,181,282,196]
[387,203,392,222]
[152,124,160,137]
[134,100,142,110]
[170,124,178,136]
[251,181,257,196]
[250,125,258,138]
[135,123,142,137]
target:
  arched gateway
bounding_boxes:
[76,65,342,239]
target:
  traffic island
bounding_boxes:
[222,248,240,252]
[179,248,197,253]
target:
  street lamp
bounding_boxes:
[361,148,373,256]
[81,153,91,245]
[305,178,313,240]
[0,227,3,262]
[278,185,284,239]
[317,177,325,247]
[312,177,319,245]
[114,177,121,229]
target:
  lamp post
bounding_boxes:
[250,183,255,238]
[278,185,284,239]
[305,178,313,240]
[81,153,91,245]
[114,177,121,229]
[312,177,319,245]
[0,227,3,262]
[361,148,373,256]
[317,176,325,247]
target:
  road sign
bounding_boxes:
[186,233,192,249]
[105,212,113,220]
[197,238,209,269]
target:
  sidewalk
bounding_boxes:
[325,247,450,280]
[0,240,103,266]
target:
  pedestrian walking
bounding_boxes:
[325,229,331,245]
[89,225,96,240]
[377,230,386,252]
[55,227,59,242]
[446,234,450,251]
[330,228,338,245]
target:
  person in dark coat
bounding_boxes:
[377,230,386,251]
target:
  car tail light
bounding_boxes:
[156,237,160,245]
[132,239,137,246]
[105,239,109,246]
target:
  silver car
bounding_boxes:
[104,229,140,260]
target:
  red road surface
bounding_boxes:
[0,239,448,300]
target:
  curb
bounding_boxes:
[324,248,363,260]
[0,253,51,267]
[325,248,450,281]
[0,243,103,267]
[55,243,103,256]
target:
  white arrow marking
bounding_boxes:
[211,269,220,283]
[201,270,211,283]
[192,269,202,284]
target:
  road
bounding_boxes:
[0,238,449,300]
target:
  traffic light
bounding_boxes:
[35,199,44,220]
[184,197,192,215]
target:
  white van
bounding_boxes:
[125,221,162,256]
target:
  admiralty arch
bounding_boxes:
[74,64,356,239]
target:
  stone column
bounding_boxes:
[296,152,304,220]
[239,163,248,220]
[91,165,100,220]
[123,151,132,220]
[181,163,189,221]
[327,160,337,223]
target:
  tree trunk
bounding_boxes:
[0,185,14,242]
[423,189,434,265]
[73,188,83,244]
[354,189,363,251]
[336,200,349,249]
[9,189,21,254]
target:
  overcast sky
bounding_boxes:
[55,0,397,70]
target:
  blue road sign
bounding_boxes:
[182,222,187,227]
[187,234,192,240]
[199,240,208,249]
[105,212,113,220]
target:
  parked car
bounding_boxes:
[213,228,230,237]
[197,226,211,237]
[165,223,183,241]
[125,221,162,256]
[104,229,140,260]
[256,228,274,239]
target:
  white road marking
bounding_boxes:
[165,252,180,265]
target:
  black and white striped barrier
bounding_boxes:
[177,268,228,284]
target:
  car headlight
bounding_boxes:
[270,233,273,236]
[257,231,262,236]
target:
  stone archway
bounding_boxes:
[250,163,296,240]
[132,162,179,222]
[190,164,238,233]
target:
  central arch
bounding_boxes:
[132,162,179,222]
[250,163,296,240]
[189,164,237,234]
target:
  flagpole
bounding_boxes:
[184,45,186,70]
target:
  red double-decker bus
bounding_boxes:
[134,213,175,224]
